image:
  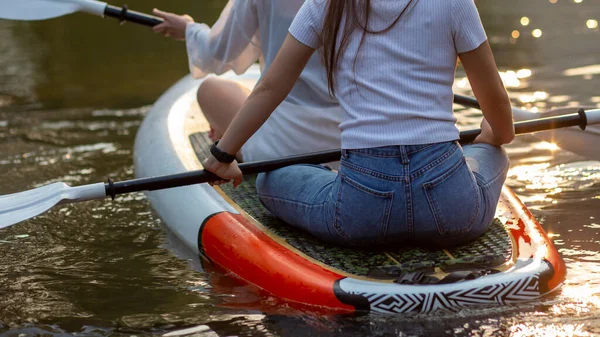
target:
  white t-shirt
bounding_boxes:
[184,0,343,161]
[289,0,488,148]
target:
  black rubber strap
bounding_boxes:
[119,5,128,25]
[578,108,588,130]
[106,178,116,200]
[210,140,237,163]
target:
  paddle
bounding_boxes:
[454,93,600,160]
[1,109,600,229]
[0,0,162,26]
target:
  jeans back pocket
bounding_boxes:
[423,158,480,237]
[333,173,394,246]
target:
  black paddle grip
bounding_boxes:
[103,150,342,197]
[104,4,163,27]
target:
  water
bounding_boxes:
[0,0,599,335]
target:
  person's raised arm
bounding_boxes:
[151,9,193,40]
[153,0,261,77]
[459,41,515,146]
[202,34,316,186]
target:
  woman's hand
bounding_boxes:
[202,155,243,187]
[473,118,507,147]
[152,9,194,40]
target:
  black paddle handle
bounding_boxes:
[459,111,585,143]
[104,4,163,27]
[104,109,587,199]
[454,93,588,133]
[454,94,480,109]
[104,150,342,198]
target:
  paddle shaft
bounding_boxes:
[454,93,589,132]
[105,149,341,198]
[104,111,591,198]
[454,94,480,110]
[103,4,162,27]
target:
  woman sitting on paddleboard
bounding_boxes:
[152,0,342,162]
[204,0,515,247]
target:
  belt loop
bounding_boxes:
[341,149,348,159]
[400,146,409,165]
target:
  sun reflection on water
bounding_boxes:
[505,153,600,336]
[505,286,600,336]
[510,323,590,337]
[562,283,600,308]
[534,141,560,151]
[509,163,561,192]
[509,162,600,192]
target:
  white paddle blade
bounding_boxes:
[513,107,600,161]
[0,182,106,228]
[0,0,106,21]
[0,0,78,20]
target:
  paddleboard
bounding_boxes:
[134,66,566,313]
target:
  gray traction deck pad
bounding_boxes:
[191,132,512,279]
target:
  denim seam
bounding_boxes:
[346,144,438,157]
[423,158,480,236]
[340,173,394,243]
[333,177,349,240]
[341,173,395,197]
[341,160,404,182]
[405,166,414,239]
[406,143,437,155]
[258,194,327,209]
[410,144,459,179]
[474,164,509,189]
[380,190,394,244]
[332,173,394,241]
[348,153,403,158]
[346,149,402,157]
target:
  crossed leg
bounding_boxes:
[197,77,251,142]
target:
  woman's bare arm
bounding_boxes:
[216,34,315,154]
[202,34,315,186]
[459,41,515,145]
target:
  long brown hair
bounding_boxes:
[320,0,414,96]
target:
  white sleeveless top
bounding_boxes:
[289,0,487,148]
[184,0,342,161]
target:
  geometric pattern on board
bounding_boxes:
[336,274,541,313]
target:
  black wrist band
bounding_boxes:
[210,140,237,163]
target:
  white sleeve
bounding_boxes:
[288,0,326,49]
[452,0,487,53]
[184,0,262,78]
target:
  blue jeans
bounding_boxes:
[256,141,509,248]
